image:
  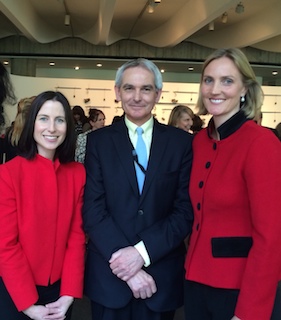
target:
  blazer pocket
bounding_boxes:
[211,236,253,258]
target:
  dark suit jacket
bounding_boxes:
[83,118,193,312]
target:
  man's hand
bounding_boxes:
[109,246,144,281]
[44,295,74,320]
[126,269,157,299]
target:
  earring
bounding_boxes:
[241,96,245,103]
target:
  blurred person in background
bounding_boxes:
[255,111,279,138]
[72,105,88,135]
[168,104,194,133]
[190,114,204,135]
[275,122,281,140]
[0,61,17,163]
[4,96,36,162]
[75,108,105,163]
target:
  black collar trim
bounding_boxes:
[208,110,249,140]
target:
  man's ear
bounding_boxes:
[114,86,121,102]
[155,89,162,103]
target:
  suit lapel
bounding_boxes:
[112,121,139,196]
[140,120,167,201]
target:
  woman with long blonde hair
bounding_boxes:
[4,96,35,161]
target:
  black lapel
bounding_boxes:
[111,120,139,196]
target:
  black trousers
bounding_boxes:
[0,277,73,320]
[184,280,281,320]
[90,299,175,320]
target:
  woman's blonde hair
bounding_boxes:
[168,104,194,127]
[10,96,36,146]
[196,48,264,119]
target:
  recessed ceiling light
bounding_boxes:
[160,69,165,73]
[74,66,80,70]
[49,62,55,66]
[96,63,102,67]
[3,61,9,65]
[272,71,278,76]
[188,67,194,71]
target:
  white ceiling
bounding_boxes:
[1,0,281,82]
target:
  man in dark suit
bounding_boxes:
[83,58,193,320]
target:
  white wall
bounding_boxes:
[3,75,281,129]
[5,75,118,127]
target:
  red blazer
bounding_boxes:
[185,120,281,319]
[0,155,86,311]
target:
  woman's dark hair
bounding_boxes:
[191,114,204,132]
[88,108,104,122]
[0,62,17,126]
[18,91,76,163]
[72,105,88,125]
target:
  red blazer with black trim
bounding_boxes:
[185,120,281,319]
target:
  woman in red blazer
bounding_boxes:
[0,91,86,320]
[184,48,281,320]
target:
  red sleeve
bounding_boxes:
[60,165,86,298]
[0,164,38,311]
[235,133,281,319]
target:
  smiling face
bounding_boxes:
[114,66,161,126]
[201,56,247,127]
[177,112,193,132]
[34,100,67,160]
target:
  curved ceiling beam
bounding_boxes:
[190,2,281,49]
[134,0,238,48]
[0,0,66,43]
[253,36,281,53]
[80,0,118,45]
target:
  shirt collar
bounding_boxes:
[125,116,154,135]
[208,109,249,140]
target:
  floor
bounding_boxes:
[71,295,185,320]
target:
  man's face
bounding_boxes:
[114,66,161,126]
